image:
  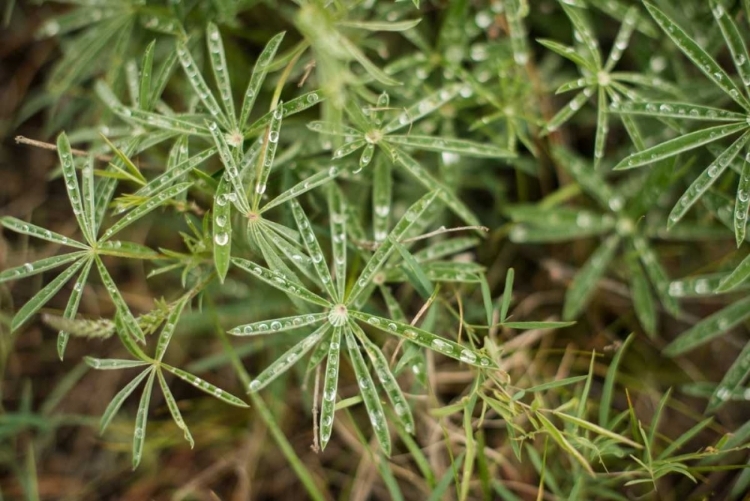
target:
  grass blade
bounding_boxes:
[563,235,620,320]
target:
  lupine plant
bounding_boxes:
[4,0,750,499]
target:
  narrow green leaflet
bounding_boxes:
[537,40,596,72]
[247,323,331,392]
[348,311,495,369]
[551,411,642,449]
[208,121,250,213]
[328,186,347,301]
[333,139,366,160]
[138,40,155,110]
[247,91,322,134]
[610,101,745,121]
[95,256,145,342]
[735,154,750,246]
[0,252,86,284]
[708,340,750,412]
[99,367,152,433]
[382,85,460,134]
[101,182,192,241]
[344,326,391,455]
[84,357,150,370]
[239,32,285,130]
[229,312,326,336]
[254,105,283,204]
[290,200,336,299]
[712,0,750,96]
[668,131,750,228]
[627,254,656,337]
[718,254,750,292]
[155,297,188,362]
[157,370,195,448]
[319,326,342,450]
[57,132,95,244]
[97,241,160,260]
[535,411,594,475]
[614,122,746,170]
[500,268,515,323]
[261,165,341,213]
[604,7,637,71]
[337,19,421,31]
[213,178,232,283]
[563,235,620,320]
[663,296,750,356]
[542,89,592,134]
[58,257,93,359]
[346,191,437,304]
[339,34,400,87]
[206,23,236,130]
[394,241,434,298]
[162,364,249,407]
[387,135,514,158]
[11,258,85,332]
[176,41,230,130]
[0,217,88,249]
[132,368,156,469]
[352,322,415,434]
[131,148,215,200]
[560,3,601,69]
[372,157,391,243]
[645,2,750,110]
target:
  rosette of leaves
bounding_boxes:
[0,133,186,358]
[228,190,498,454]
[508,147,679,335]
[84,291,248,469]
[539,3,679,167]
[307,87,514,227]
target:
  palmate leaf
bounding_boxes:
[645,2,750,111]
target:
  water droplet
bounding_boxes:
[459,349,477,364]
[214,232,229,246]
[216,216,227,227]
[249,380,261,391]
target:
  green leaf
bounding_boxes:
[157,369,195,448]
[262,165,342,213]
[240,32,286,130]
[213,178,232,284]
[337,19,421,31]
[563,235,621,320]
[57,258,93,359]
[95,256,144,343]
[347,191,438,304]
[560,2,601,68]
[717,254,750,292]
[501,321,575,329]
[536,411,594,475]
[0,216,87,249]
[500,268,514,323]
[101,182,192,241]
[229,312,327,336]
[84,357,150,370]
[735,155,750,247]
[206,23,236,130]
[132,368,156,469]
[247,91,322,134]
[708,339,750,412]
[290,199,337,299]
[339,34,401,87]
[131,148,215,200]
[645,2,750,110]
[627,254,656,337]
[208,121,250,214]
[394,241,434,298]
[97,241,160,260]
[614,122,746,170]
[100,367,152,434]
[319,326,342,450]
[352,322,415,434]
[610,101,745,122]
[138,40,155,110]
[155,297,188,362]
[712,0,750,100]
[372,157,392,244]
[604,7,637,71]
[663,296,750,356]
[537,39,596,72]
[348,311,495,369]
[99,134,146,185]
[0,252,86,284]
[542,89,592,135]
[11,259,85,332]
[328,186,347,301]
[387,135,514,158]
[668,131,750,228]
[552,411,642,449]
[383,84,460,134]
[162,364,249,407]
[344,325,391,455]
[253,104,284,206]
[176,41,230,130]
[247,323,331,392]
[599,333,633,426]
[57,132,95,244]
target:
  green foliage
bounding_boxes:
[4,0,750,498]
